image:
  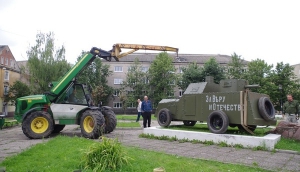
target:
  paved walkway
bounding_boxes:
[0,120,300,171]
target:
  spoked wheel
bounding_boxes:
[22,111,54,139]
[80,110,105,139]
[157,108,172,127]
[207,111,229,134]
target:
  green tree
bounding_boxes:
[243,59,273,93]
[268,62,300,110]
[76,51,113,105]
[201,57,225,83]
[27,32,71,94]
[148,52,177,107]
[5,81,30,102]
[178,62,202,90]
[227,52,246,79]
[121,58,148,108]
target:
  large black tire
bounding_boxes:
[157,108,172,127]
[80,110,105,139]
[258,97,275,121]
[237,125,257,132]
[52,124,66,133]
[102,109,117,133]
[207,111,229,134]
[22,111,54,139]
[183,120,197,126]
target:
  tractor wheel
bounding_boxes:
[258,97,275,121]
[102,109,117,133]
[237,125,257,132]
[183,120,197,126]
[52,124,66,133]
[207,111,229,134]
[157,108,172,127]
[80,110,105,139]
[22,111,54,139]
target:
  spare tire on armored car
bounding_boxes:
[258,97,275,121]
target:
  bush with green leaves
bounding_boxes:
[81,137,132,172]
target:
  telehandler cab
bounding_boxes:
[14,44,178,139]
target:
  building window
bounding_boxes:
[143,78,149,84]
[179,67,183,73]
[0,57,3,64]
[114,78,123,85]
[179,90,183,97]
[5,58,8,65]
[10,59,13,67]
[127,90,134,95]
[4,70,9,81]
[113,102,122,108]
[114,66,123,72]
[127,102,135,108]
[113,90,120,96]
[168,91,174,97]
[141,66,149,72]
[4,85,9,95]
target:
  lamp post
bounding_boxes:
[278,84,283,115]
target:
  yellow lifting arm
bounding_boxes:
[111,43,179,61]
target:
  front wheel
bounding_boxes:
[80,110,105,139]
[157,108,172,127]
[207,111,229,134]
[22,111,54,139]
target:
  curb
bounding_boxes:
[275,149,300,155]
[116,127,143,130]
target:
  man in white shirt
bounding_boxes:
[136,99,142,122]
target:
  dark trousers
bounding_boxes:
[136,112,142,122]
[143,112,151,128]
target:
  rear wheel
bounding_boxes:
[183,120,197,126]
[80,110,105,139]
[22,111,54,139]
[102,109,117,133]
[157,108,172,127]
[207,111,229,134]
[52,124,66,133]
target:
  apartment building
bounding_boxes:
[0,45,22,117]
[102,53,248,113]
[291,63,300,83]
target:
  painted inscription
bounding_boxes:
[206,95,240,111]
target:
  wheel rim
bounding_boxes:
[159,111,167,124]
[210,115,223,130]
[31,117,49,133]
[83,116,94,133]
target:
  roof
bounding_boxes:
[117,53,249,65]
[0,45,21,72]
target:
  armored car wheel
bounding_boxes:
[207,111,229,134]
[102,109,117,133]
[258,97,275,121]
[183,120,197,126]
[52,124,66,133]
[22,111,54,139]
[80,110,105,139]
[157,108,172,127]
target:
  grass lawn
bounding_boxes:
[116,121,141,128]
[0,136,271,172]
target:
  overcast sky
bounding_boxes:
[0,0,299,66]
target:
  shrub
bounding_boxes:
[81,137,132,172]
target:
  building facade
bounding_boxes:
[0,45,21,117]
[291,63,300,83]
[102,53,248,114]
